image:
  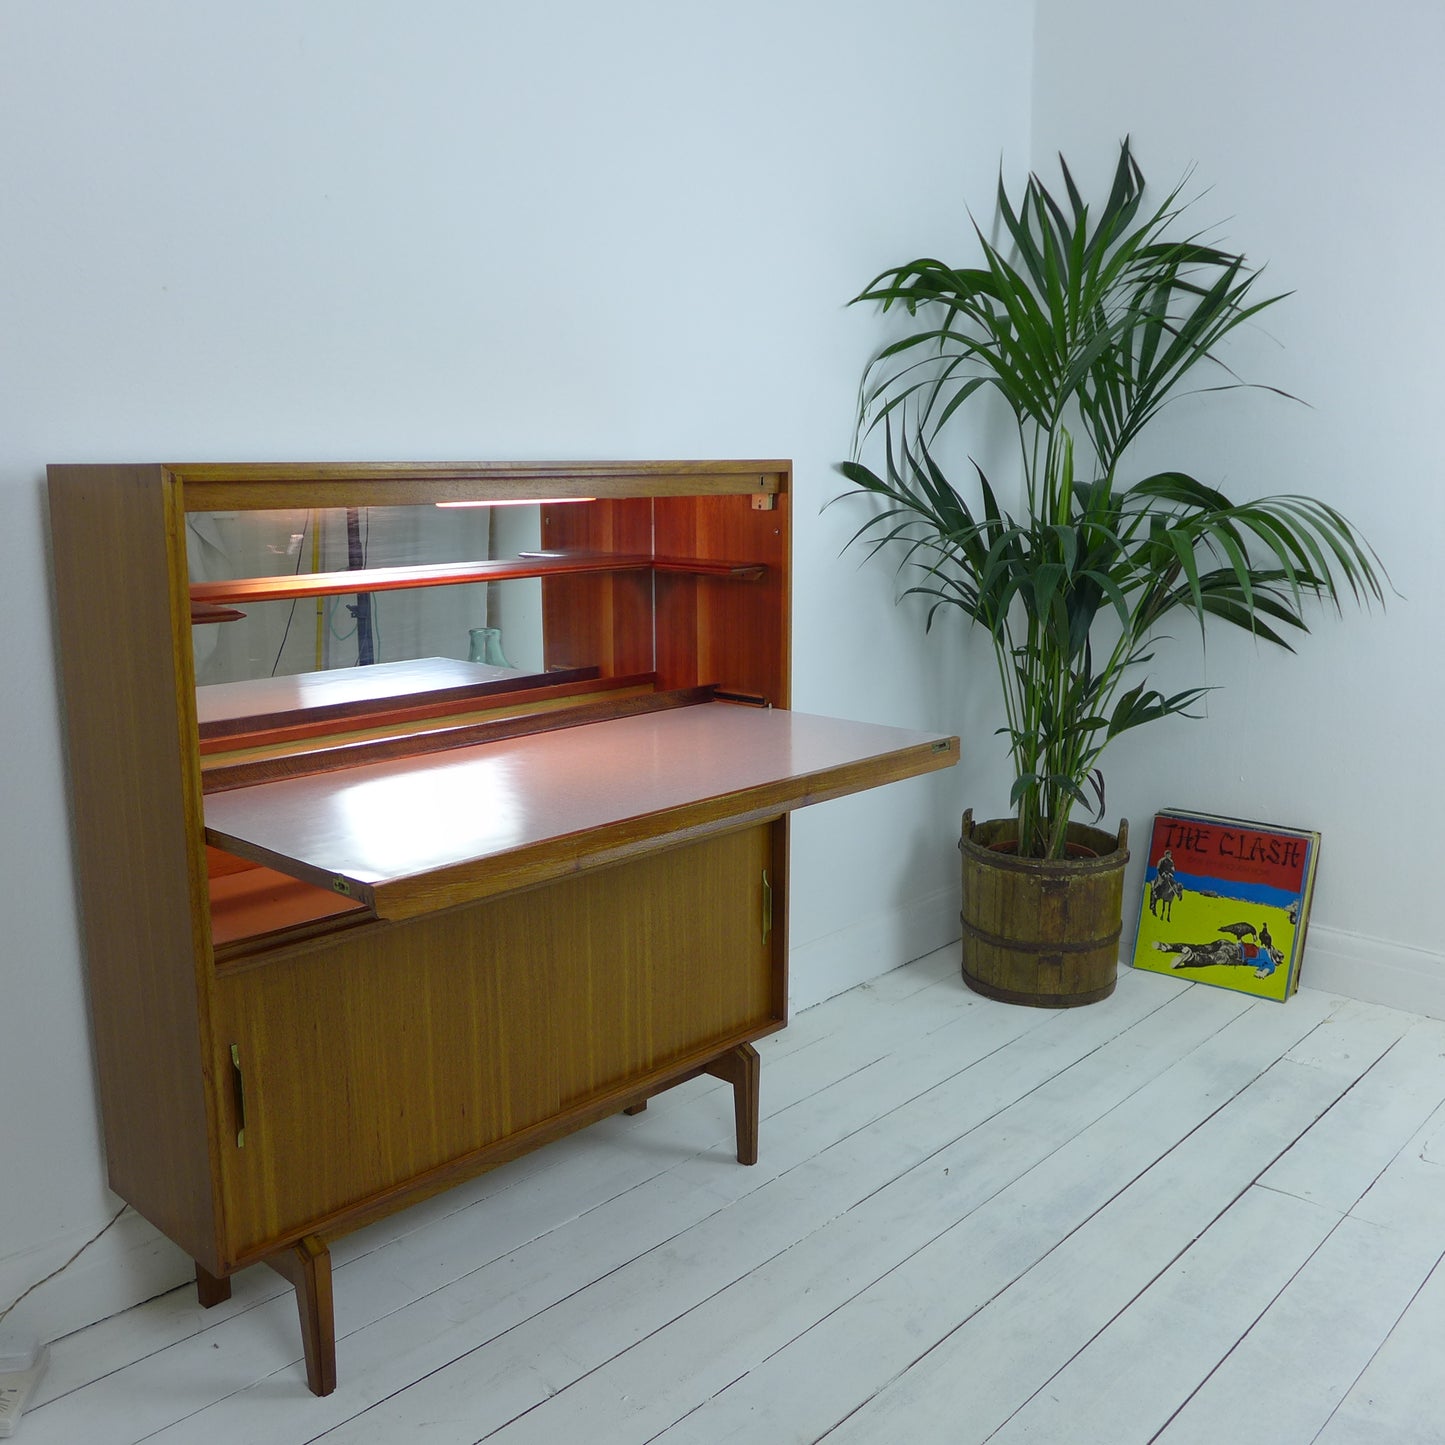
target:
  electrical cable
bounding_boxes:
[0,1205,128,1329]
[269,511,313,677]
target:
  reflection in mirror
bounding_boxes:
[187,505,549,687]
[487,503,544,672]
[192,579,549,694]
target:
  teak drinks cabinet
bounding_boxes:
[46,460,958,1395]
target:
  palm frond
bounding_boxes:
[838,141,1386,856]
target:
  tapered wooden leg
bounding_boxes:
[195,1263,231,1308]
[704,1042,761,1165]
[623,1099,648,1115]
[264,1236,336,1396]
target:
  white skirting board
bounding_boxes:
[787,884,961,1014]
[0,1210,192,1358]
[1294,922,1445,1022]
[789,899,1445,1026]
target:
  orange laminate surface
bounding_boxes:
[204,702,958,917]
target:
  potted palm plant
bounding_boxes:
[839,142,1386,1007]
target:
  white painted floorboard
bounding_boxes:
[19,950,1445,1445]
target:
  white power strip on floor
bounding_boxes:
[0,1346,48,1438]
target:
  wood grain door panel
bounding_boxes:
[215,821,780,1259]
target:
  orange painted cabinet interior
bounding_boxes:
[47,460,958,1395]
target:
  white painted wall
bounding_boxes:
[1030,0,1445,1012]
[0,1,1031,1345]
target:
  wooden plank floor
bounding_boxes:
[22,950,1445,1444]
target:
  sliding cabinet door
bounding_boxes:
[214,821,784,1259]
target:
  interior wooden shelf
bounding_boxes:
[650,556,766,580]
[197,681,703,791]
[195,675,657,768]
[191,601,248,624]
[189,551,766,607]
[196,657,535,730]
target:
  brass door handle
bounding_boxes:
[230,1043,247,1148]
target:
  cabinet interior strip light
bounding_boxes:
[435,498,596,508]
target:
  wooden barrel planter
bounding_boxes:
[959,808,1130,1008]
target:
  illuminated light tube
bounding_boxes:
[435,497,596,508]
